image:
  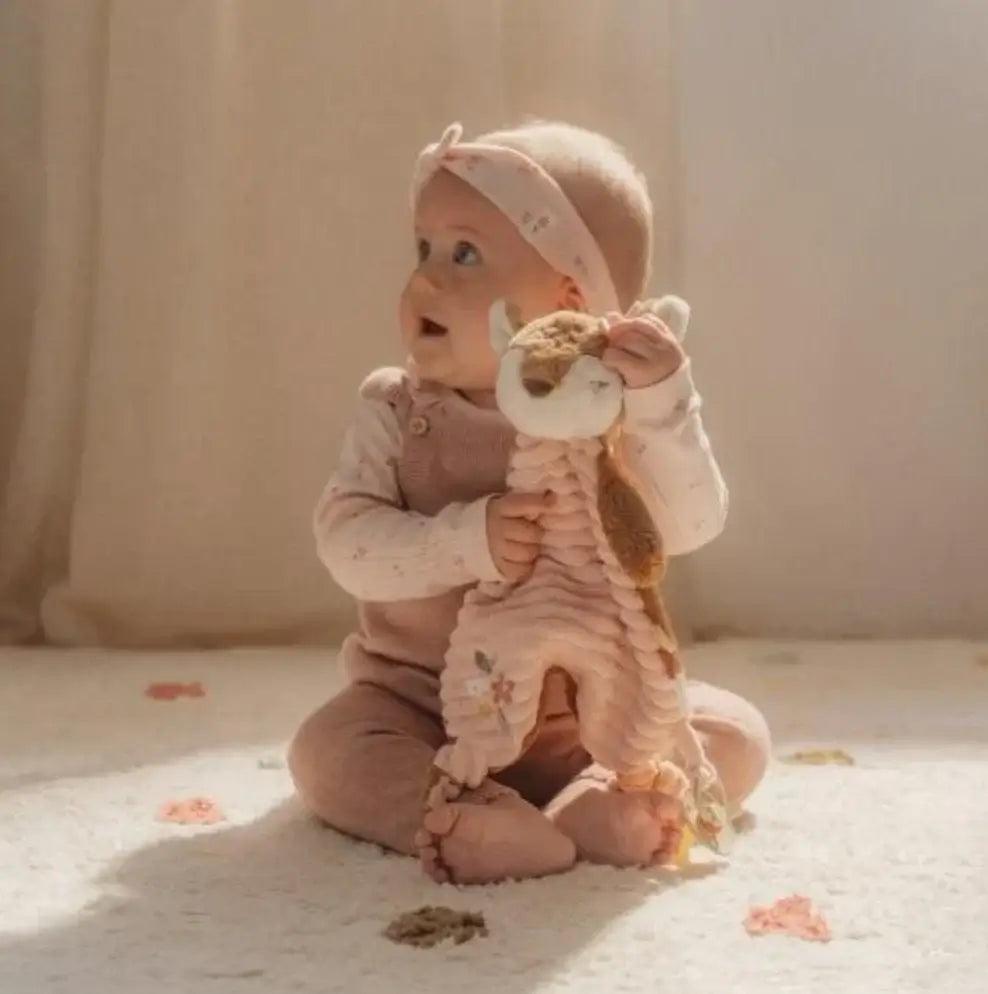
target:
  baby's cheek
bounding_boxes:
[454,302,497,356]
[397,293,418,343]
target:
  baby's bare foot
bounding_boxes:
[546,773,684,868]
[415,779,576,885]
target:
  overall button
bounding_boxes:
[408,415,430,437]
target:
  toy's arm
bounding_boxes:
[313,371,503,601]
[618,359,728,556]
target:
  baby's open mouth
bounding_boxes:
[420,317,448,338]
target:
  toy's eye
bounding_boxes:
[590,380,611,393]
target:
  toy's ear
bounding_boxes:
[489,299,524,357]
[629,295,691,342]
[653,295,690,342]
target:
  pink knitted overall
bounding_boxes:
[340,376,519,703]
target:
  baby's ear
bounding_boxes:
[489,299,524,356]
[559,276,586,313]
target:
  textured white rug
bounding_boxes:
[1,640,986,994]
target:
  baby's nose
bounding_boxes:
[409,266,443,297]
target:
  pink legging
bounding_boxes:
[288,676,771,856]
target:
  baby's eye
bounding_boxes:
[416,238,430,263]
[453,241,481,266]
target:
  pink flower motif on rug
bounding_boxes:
[744,895,832,942]
[156,797,226,825]
[145,682,205,701]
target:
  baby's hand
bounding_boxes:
[602,313,685,389]
[485,491,554,583]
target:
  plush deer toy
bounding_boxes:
[418,296,731,876]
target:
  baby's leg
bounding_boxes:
[288,681,446,855]
[546,682,772,867]
[288,682,575,882]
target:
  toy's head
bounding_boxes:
[489,297,690,440]
[489,304,621,440]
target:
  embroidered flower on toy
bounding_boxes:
[466,651,515,731]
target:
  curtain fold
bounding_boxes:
[0,2,109,643]
[4,1,689,647]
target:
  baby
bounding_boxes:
[289,121,771,885]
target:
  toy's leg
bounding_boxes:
[492,673,591,807]
[545,683,771,867]
[415,668,576,883]
[687,681,771,808]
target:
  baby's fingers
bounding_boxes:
[610,323,674,354]
[601,348,639,373]
[499,539,540,564]
[502,518,543,545]
[497,560,530,583]
[497,491,555,520]
[495,544,539,582]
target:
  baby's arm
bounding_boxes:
[619,359,729,556]
[314,370,503,600]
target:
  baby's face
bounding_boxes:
[400,169,568,393]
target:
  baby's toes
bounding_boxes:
[553,784,684,868]
[643,792,683,866]
[646,793,685,866]
[414,819,455,883]
[621,792,682,866]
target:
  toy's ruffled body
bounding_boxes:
[418,298,731,879]
[436,433,690,788]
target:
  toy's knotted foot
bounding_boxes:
[416,776,576,885]
[618,761,734,859]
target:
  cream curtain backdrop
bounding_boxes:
[3,2,987,648]
[0,0,685,646]
[676,1,988,637]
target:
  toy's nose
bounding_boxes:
[522,377,553,397]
